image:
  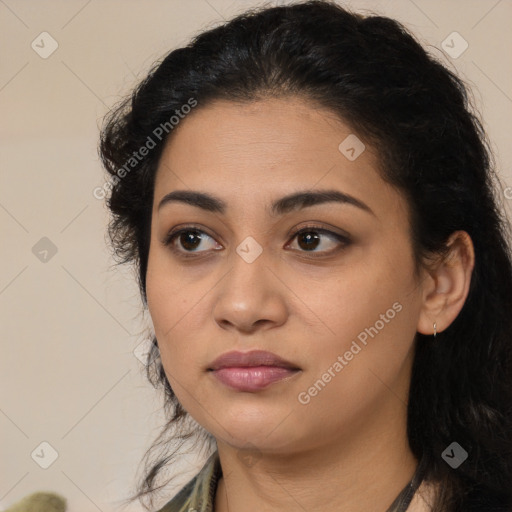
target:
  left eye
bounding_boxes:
[287,227,349,253]
[163,225,350,257]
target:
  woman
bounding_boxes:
[99,1,512,511]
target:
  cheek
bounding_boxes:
[146,251,188,359]
[300,250,420,386]
[294,287,419,433]
[145,249,216,389]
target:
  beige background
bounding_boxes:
[1,0,511,510]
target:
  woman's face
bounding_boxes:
[146,96,427,454]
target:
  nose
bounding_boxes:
[212,248,288,334]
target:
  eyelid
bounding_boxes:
[285,224,351,256]
[286,222,352,243]
[161,223,220,250]
[162,221,213,236]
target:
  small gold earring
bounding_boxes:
[433,321,437,339]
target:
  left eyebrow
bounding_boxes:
[157,188,375,217]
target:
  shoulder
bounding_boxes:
[155,451,222,512]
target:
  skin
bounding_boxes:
[145,96,475,512]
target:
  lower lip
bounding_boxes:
[211,366,299,392]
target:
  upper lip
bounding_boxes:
[208,350,300,371]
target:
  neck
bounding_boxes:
[214,393,418,512]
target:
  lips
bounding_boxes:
[208,350,300,371]
[208,350,301,392]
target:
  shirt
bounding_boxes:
[155,450,426,512]
[157,451,222,512]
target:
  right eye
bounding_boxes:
[162,226,222,258]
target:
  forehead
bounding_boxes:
[157,96,358,172]
[153,96,404,220]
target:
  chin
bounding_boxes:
[205,403,306,452]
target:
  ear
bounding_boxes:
[416,230,475,336]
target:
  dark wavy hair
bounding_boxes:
[99,1,512,510]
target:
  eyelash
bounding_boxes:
[162,223,351,260]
